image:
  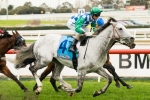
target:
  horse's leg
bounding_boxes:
[103,63,132,89]
[114,71,133,89]
[75,70,86,93]
[33,62,58,92]
[104,58,133,89]
[105,53,120,88]
[93,68,112,97]
[103,63,120,88]
[51,63,74,96]
[0,60,29,92]
[29,62,44,95]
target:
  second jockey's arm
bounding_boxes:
[90,21,96,33]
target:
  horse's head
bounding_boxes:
[110,21,136,49]
[12,30,27,50]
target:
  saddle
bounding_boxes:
[57,35,93,70]
[80,36,92,46]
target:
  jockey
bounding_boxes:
[67,7,103,52]
[91,17,104,33]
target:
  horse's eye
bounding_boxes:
[119,28,122,30]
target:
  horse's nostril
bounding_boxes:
[130,37,134,40]
[132,44,136,48]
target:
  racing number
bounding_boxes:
[59,40,68,53]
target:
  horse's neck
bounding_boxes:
[95,26,115,51]
[86,26,115,61]
[0,37,14,55]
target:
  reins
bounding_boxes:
[83,38,89,59]
[83,23,121,59]
[112,23,120,39]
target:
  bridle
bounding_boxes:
[14,35,25,46]
[110,23,135,48]
[111,23,121,40]
[5,33,26,50]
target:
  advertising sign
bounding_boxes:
[126,6,146,11]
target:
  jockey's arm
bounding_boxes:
[75,17,85,35]
[90,21,96,33]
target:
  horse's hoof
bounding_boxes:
[67,91,74,97]
[115,82,120,88]
[35,88,41,95]
[93,91,100,97]
[55,89,59,92]
[58,85,63,89]
[24,89,30,93]
[75,89,81,93]
[35,91,40,95]
[127,85,133,89]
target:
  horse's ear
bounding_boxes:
[110,21,117,25]
[15,30,19,35]
[110,21,115,24]
[12,31,16,37]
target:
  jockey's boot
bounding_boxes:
[69,39,78,52]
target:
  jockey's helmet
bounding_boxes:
[90,7,102,16]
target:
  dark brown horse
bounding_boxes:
[32,53,132,92]
[0,30,29,92]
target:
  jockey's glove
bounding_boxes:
[85,32,93,36]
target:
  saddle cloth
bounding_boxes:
[57,36,79,60]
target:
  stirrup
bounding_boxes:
[69,46,75,52]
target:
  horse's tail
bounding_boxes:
[15,43,35,69]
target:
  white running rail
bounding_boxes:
[9,28,150,41]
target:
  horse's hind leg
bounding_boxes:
[29,62,43,95]
[103,63,120,88]
[103,63,132,89]
[114,72,133,89]
[33,62,59,92]
[52,66,73,91]
[93,68,112,97]
[51,63,73,96]
[0,60,29,92]
[105,54,132,89]
[105,53,120,88]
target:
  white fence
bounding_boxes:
[9,28,150,43]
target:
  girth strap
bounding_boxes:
[72,51,78,70]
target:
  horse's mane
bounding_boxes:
[95,17,117,35]
[0,30,12,39]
